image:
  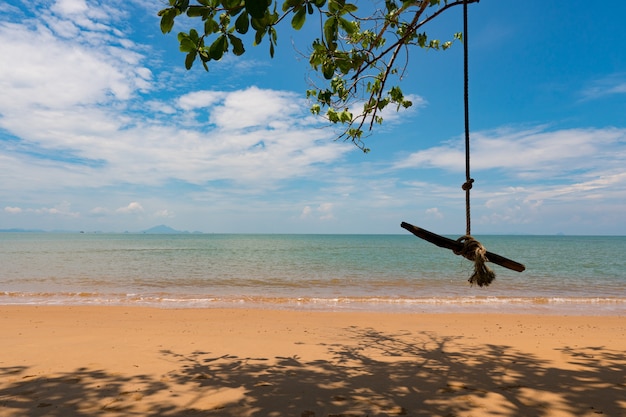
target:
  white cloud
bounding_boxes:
[177,91,228,111]
[51,0,89,16]
[116,202,144,214]
[0,3,19,14]
[146,100,177,114]
[580,73,626,100]
[425,207,443,219]
[394,126,626,179]
[209,87,304,130]
[0,4,352,193]
[0,5,150,115]
[300,206,312,219]
[154,209,175,218]
[299,203,335,220]
[317,203,335,220]
[90,207,109,216]
[26,202,80,218]
[522,172,626,203]
[4,206,22,214]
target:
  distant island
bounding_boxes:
[141,225,190,234]
[0,228,46,233]
[139,225,205,234]
[0,225,203,234]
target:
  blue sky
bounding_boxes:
[1,0,625,234]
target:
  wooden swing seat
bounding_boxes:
[401,222,526,273]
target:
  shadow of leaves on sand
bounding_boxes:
[1,327,624,416]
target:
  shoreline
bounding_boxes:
[1,305,625,416]
[2,294,625,316]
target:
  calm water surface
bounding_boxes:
[1,233,625,314]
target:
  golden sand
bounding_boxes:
[1,306,624,416]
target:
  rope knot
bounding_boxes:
[454,235,496,287]
[462,178,474,191]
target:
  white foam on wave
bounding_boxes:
[1,291,625,315]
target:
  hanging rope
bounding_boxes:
[459,0,495,287]
[462,0,473,237]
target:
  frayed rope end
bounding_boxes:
[454,235,496,287]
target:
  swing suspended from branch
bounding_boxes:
[401,0,525,286]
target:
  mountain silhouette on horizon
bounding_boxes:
[141,225,187,234]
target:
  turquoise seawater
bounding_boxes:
[1,233,625,314]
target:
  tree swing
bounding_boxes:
[401,0,525,286]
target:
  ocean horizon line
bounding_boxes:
[2,228,624,237]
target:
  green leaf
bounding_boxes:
[291,7,306,30]
[317,89,332,105]
[179,37,196,53]
[199,50,210,61]
[324,16,338,45]
[228,34,245,55]
[322,61,335,79]
[343,3,357,13]
[282,0,294,12]
[254,29,264,45]
[209,35,227,60]
[185,51,197,69]
[186,5,206,17]
[250,17,265,31]
[235,11,249,34]
[338,17,357,35]
[269,26,277,43]
[204,19,219,34]
[327,108,339,122]
[223,0,242,8]
[336,57,353,75]
[389,86,403,102]
[245,0,270,19]
[417,32,427,48]
[159,8,177,34]
[175,0,190,11]
[328,0,340,14]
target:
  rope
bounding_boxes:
[462,0,472,237]
[460,0,495,286]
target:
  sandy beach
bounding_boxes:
[0,306,624,416]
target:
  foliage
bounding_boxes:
[158,0,477,152]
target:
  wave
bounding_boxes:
[1,291,625,315]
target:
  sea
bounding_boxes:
[1,233,625,315]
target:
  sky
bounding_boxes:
[0,0,625,235]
